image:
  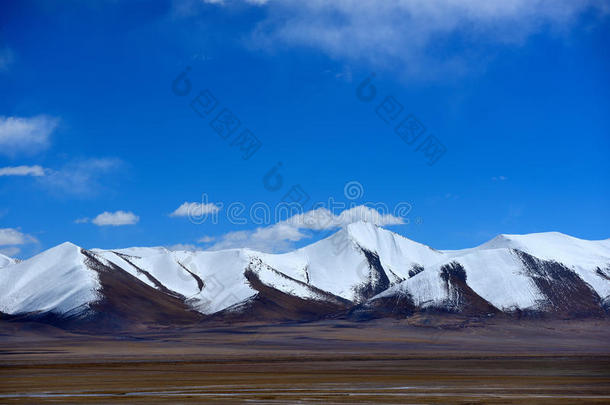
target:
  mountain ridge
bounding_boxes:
[1,222,609,329]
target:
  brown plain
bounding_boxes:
[1,317,609,404]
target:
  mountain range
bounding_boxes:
[1,222,609,330]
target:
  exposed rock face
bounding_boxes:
[514,250,605,318]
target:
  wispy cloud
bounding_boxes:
[0,115,59,156]
[284,205,406,231]
[208,205,404,252]
[0,228,37,245]
[0,165,46,177]
[1,159,123,197]
[244,0,607,79]
[39,158,123,197]
[89,211,140,227]
[167,243,203,252]
[170,201,221,217]
[0,246,20,257]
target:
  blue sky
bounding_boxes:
[1,0,609,258]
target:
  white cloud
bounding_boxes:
[170,201,221,217]
[246,0,608,79]
[283,205,405,230]
[74,217,90,224]
[337,205,406,226]
[92,211,139,226]
[172,0,269,16]
[208,204,405,252]
[0,165,46,177]
[199,0,270,5]
[0,246,20,257]
[0,158,122,197]
[40,158,122,196]
[208,228,300,252]
[0,115,59,156]
[0,228,37,246]
[197,235,215,243]
[167,243,203,251]
[1,159,122,197]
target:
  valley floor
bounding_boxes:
[0,317,609,404]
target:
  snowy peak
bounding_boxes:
[0,241,100,316]
[344,221,445,275]
[479,232,579,250]
[344,221,430,249]
[254,222,445,303]
[344,221,401,249]
[342,221,442,264]
[370,230,610,317]
[475,231,610,266]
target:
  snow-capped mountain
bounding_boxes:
[0,222,608,328]
[0,243,99,316]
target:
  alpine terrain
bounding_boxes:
[1,222,609,330]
